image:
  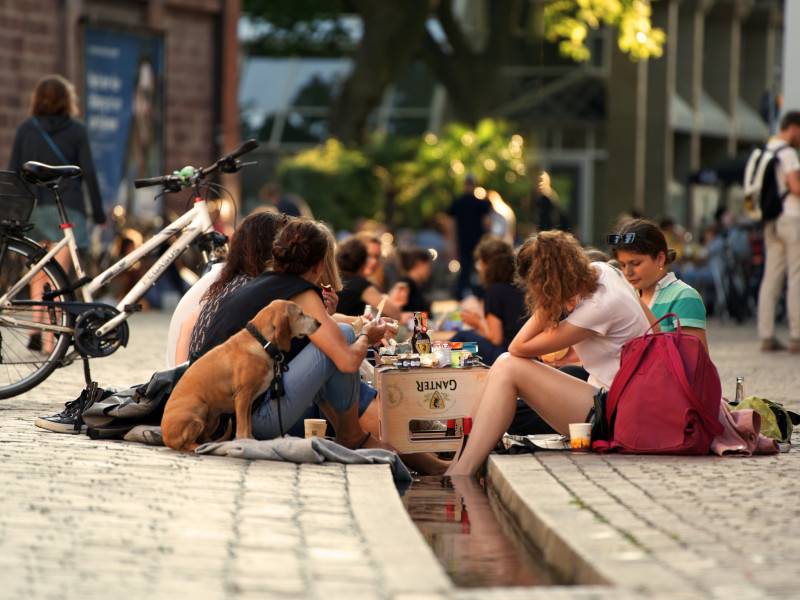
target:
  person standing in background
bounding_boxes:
[8,74,106,351]
[447,173,492,299]
[756,111,800,353]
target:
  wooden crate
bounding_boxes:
[375,365,489,453]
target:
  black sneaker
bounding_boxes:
[28,333,42,352]
[34,390,91,434]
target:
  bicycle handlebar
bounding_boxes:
[133,139,259,190]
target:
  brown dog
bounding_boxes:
[161,300,320,451]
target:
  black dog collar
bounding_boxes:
[245,322,285,363]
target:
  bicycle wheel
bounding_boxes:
[0,236,74,399]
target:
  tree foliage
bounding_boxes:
[277,119,531,232]
[242,0,666,143]
[544,0,665,62]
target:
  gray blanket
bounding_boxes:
[196,436,412,482]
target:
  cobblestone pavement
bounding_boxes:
[0,311,450,600]
[486,318,800,600]
[1,312,798,599]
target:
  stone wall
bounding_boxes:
[0,0,235,192]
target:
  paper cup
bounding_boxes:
[568,423,592,453]
[304,419,327,438]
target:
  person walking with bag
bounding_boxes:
[446,231,652,477]
[754,111,800,353]
[8,74,106,351]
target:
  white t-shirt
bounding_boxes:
[565,262,650,388]
[768,138,800,217]
[165,262,224,368]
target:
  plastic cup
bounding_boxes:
[304,419,327,438]
[569,423,592,453]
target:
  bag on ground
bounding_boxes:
[731,396,793,443]
[593,313,723,455]
[81,364,188,439]
[743,142,787,222]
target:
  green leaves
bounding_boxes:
[544,0,665,62]
[278,120,532,231]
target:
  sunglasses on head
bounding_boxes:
[606,233,636,245]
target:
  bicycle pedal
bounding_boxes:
[123,304,142,313]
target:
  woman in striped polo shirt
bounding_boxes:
[608,218,708,352]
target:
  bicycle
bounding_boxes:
[0,139,259,399]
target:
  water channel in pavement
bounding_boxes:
[402,475,561,588]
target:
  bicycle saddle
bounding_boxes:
[22,161,82,185]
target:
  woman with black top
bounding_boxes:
[335,234,405,319]
[9,74,105,352]
[195,218,393,449]
[396,245,433,315]
[451,235,526,364]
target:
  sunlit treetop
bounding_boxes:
[544,0,665,62]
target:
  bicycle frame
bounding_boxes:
[0,197,215,339]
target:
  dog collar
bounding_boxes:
[245,322,285,363]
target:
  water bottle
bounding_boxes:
[734,376,744,405]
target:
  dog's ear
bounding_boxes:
[274,312,293,352]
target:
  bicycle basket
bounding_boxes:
[0,170,36,225]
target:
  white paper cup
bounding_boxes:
[568,423,592,453]
[304,419,327,438]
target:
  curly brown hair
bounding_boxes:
[30,75,78,117]
[203,211,288,301]
[515,230,599,330]
[473,234,515,285]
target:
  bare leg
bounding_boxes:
[358,398,449,475]
[29,245,70,352]
[318,401,395,452]
[445,353,595,477]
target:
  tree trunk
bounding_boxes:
[421,0,518,125]
[329,0,430,145]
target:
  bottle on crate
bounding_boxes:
[734,376,745,405]
[457,417,473,460]
[445,419,457,437]
[411,311,432,354]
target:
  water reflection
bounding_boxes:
[402,475,551,588]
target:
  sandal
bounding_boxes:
[355,431,371,450]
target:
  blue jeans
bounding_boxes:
[251,323,363,439]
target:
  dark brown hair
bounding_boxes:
[272,217,329,275]
[608,218,677,264]
[516,230,599,330]
[30,75,78,117]
[473,234,515,285]
[336,235,368,275]
[397,246,432,273]
[204,211,288,301]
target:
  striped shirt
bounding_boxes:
[649,272,706,332]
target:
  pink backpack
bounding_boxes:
[594,314,723,455]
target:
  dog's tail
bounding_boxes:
[211,415,234,443]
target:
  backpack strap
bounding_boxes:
[31,117,69,165]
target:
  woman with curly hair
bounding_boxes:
[446,230,654,476]
[451,235,526,364]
